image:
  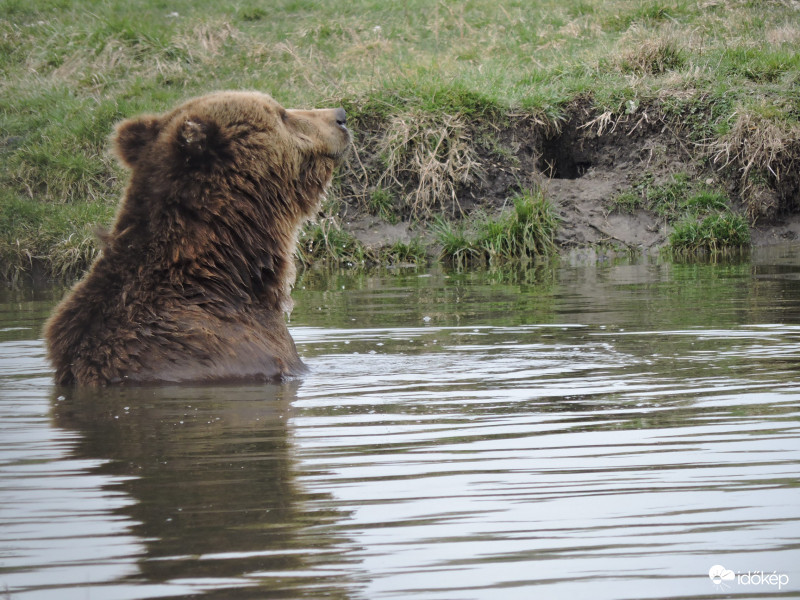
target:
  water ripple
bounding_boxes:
[2,259,800,599]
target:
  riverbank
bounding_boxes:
[314,96,799,268]
[2,0,799,279]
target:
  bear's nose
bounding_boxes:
[334,108,347,127]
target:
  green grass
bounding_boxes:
[646,174,692,219]
[609,172,751,256]
[366,187,398,223]
[297,216,369,268]
[683,189,728,214]
[670,213,751,255]
[0,189,113,279]
[1,0,799,276]
[379,239,427,266]
[435,189,560,266]
[476,191,560,261]
[431,218,478,268]
[612,173,732,219]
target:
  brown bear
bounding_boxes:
[45,91,350,386]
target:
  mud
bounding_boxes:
[337,102,772,257]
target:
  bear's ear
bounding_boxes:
[112,116,161,168]
[177,118,220,157]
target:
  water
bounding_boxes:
[1,249,800,599]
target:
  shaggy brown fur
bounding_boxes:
[45,91,350,385]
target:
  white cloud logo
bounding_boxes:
[708,565,790,590]
[709,565,736,584]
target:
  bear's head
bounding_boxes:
[112,91,349,220]
[105,91,350,312]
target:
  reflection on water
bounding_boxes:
[1,248,800,599]
[51,385,356,600]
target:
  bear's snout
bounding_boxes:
[287,107,350,160]
[285,107,350,142]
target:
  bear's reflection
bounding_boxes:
[52,383,357,599]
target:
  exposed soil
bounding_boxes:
[334,102,799,259]
[750,214,800,246]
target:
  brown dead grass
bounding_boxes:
[376,111,484,218]
[614,27,686,75]
[175,21,238,62]
[707,109,800,219]
[708,110,799,181]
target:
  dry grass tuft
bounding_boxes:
[708,111,799,182]
[766,24,800,45]
[616,34,686,75]
[176,21,238,62]
[50,232,101,279]
[376,111,483,219]
[706,109,800,219]
[579,110,619,136]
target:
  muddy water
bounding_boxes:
[1,249,800,600]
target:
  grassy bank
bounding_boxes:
[2,0,799,278]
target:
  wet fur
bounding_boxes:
[45,91,349,386]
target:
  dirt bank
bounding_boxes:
[328,100,799,262]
